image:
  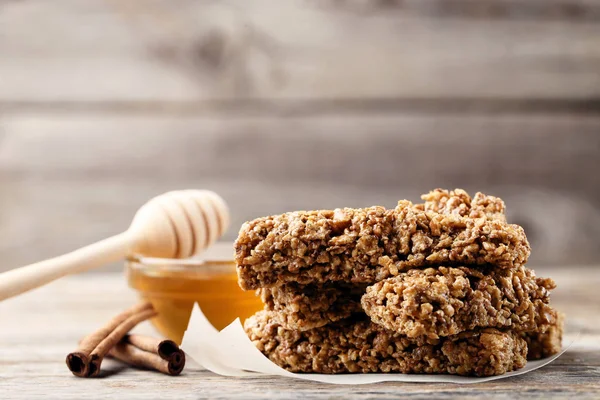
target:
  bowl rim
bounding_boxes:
[127,254,234,267]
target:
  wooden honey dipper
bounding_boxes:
[0,190,230,302]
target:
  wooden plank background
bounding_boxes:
[0,0,599,272]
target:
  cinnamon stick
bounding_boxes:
[108,334,185,376]
[66,301,157,377]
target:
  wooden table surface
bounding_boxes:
[1,268,599,399]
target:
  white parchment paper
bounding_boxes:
[181,304,573,384]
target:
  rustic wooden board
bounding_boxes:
[0,267,598,399]
[1,0,599,276]
[0,114,599,271]
[1,0,599,104]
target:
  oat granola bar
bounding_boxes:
[245,310,527,376]
[523,311,564,360]
[361,266,556,339]
[260,282,365,331]
[236,190,530,290]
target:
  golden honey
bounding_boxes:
[126,255,262,344]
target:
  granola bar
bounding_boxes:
[361,266,556,338]
[260,282,365,331]
[244,310,527,376]
[236,190,530,290]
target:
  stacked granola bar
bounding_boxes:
[235,189,563,377]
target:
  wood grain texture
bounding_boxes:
[0,0,599,275]
[0,267,598,399]
[1,0,599,104]
[0,114,599,271]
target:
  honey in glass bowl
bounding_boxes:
[126,244,262,344]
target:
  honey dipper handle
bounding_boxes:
[0,232,131,302]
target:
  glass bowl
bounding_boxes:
[126,243,262,344]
